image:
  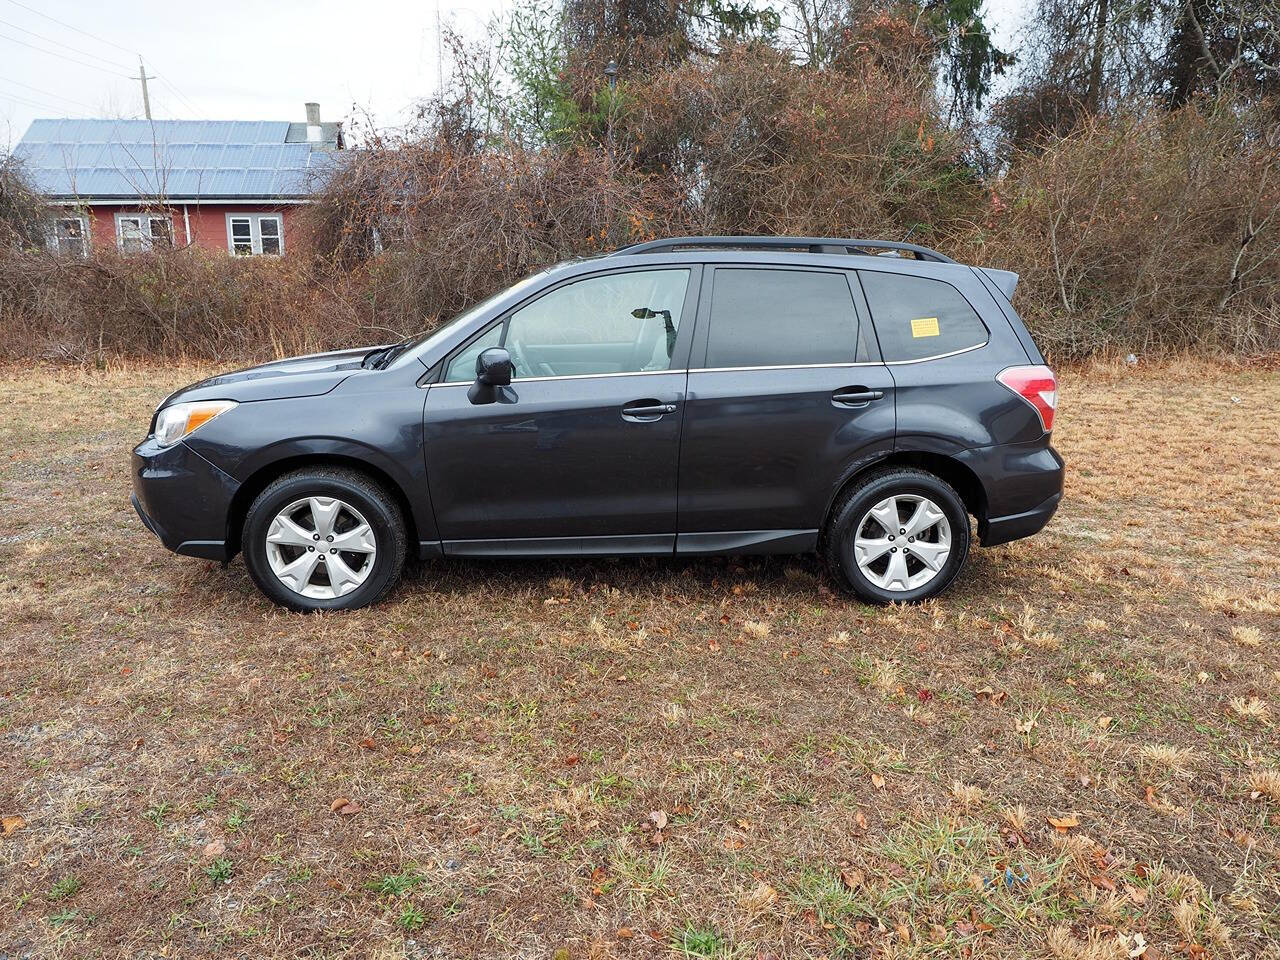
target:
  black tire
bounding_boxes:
[822,467,970,604]
[242,467,407,612]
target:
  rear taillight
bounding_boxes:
[997,365,1057,432]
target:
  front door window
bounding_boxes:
[499,269,690,379]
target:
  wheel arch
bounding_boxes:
[822,450,988,536]
[226,454,421,558]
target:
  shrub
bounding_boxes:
[965,100,1280,357]
[0,247,379,364]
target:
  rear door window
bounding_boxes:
[858,271,988,362]
[704,268,867,368]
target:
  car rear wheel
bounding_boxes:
[823,467,970,604]
[242,467,406,612]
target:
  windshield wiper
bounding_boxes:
[361,347,390,369]
[362,338,414,370]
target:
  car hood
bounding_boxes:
[159,346,386,407]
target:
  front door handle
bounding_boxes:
[832,387,885,408]
[622,399,678,422]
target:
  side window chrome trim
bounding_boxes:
[883,342,987,365]
[435,368,688,388]
[688,343,984,373]
[690,361,882,373]
[433,342,986,385]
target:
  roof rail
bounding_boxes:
[611,235,957,264]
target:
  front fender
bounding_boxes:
[184,370,438,545]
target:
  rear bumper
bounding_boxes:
[956,440,1064,547]
[132,437,237,561]
[981,490,1061,547]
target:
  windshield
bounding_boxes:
[389,267,558,366]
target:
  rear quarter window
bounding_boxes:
[859,271,988,362]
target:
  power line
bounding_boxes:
[0,31,132,77]
[144,58,206,120]
[0,1,208,119]
[0,14,132,70]
[0,0,136,56]
[0,88,75,114]
[0,74,98,110]
[156,75,205,119]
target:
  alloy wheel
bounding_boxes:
[264,496,377,600]
[852,494,951,593]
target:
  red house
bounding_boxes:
[14,104,342,257]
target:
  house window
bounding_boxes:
[115,214,173,253]
[227,214,284,256]
[50,216,88,257]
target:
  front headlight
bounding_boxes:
[154,400,237,447]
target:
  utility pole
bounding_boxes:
[435,0,443,96]
[134,55,154,120]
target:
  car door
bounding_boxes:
[676,264,896,552]
[423,265,700,554]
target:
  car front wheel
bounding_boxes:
[823,467,970,604]
[242,467,406,612]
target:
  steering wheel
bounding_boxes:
[505,333,532,379]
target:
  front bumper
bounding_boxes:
[131,437,239,560]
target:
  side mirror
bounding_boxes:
[468,347,512,404]
[475,347,512,386]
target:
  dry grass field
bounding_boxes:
[1,359,1278,959]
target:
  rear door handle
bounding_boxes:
[622,399,678,421]
[832,387,885,407]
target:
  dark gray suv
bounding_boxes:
[132,236,1063,610]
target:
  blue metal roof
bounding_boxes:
[14,119,339,200]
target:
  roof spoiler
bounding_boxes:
[978,267,1019,300]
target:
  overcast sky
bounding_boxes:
[0,0,1029,149]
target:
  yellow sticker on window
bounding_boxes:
[911,316,940,338]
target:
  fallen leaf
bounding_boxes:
[1124,883,1147,905]
[1047,814,1080,832]
[1,815,26,836]
[329,796,350,813]
[616,927,634,940]
[649,809,668,831]
[358,736,377,750]
[840,868,864,890]
[337,801,361,816]
[854,810,868,831]
[203,838,226,858]
[975,685,1006,704]
[1098,715,1114,730]
[871,773,886,790]
[1091,874,1117,892]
